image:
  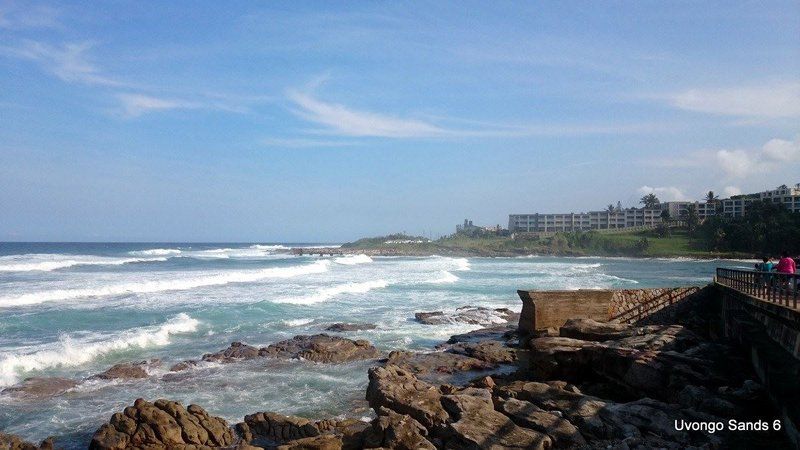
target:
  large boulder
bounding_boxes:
[444,341,517,365]
[1,377,77,399]
[445,324,517,344]
[361,408,436,450]
[439,388,552,450]
[91,360,160,380]
[89,398,235,449]
[0,433,54,450]
[275,434,343,450]
[365,365,450,431]
[261,334,380,363]
[203,342,262,363]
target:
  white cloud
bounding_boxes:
[0,40,123,86]
[762,137,800,162]
[287,90,447,138]
[116,94,199,117]
[723,186,742,197]
[715,136,800,177]
[637,185,688,201]
[261,137,358,148]
[670,82,800,118]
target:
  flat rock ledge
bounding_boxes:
[324,323,377,332]
[415,306,519,326]
[1,377,78,399]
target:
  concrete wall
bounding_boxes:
[517,286,704,340]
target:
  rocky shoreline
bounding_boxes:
[1,304,789,449]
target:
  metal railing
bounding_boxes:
[716,267,799,309]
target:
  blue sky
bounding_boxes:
[1,1,799,242]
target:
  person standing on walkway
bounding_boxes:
[775,251,797,292]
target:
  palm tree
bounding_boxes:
[640,193,660,209]
[606,204,615,213]
[705,191,718,203]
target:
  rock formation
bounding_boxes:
[415,307,519,326]
[325,323,377,332]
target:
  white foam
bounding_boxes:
[282,318,314,327]
[334,254,373,265]
[0,254,167,272]
[431,271,459,284]
[453,258,471,271]
[0,260,331,308]
[250,244,290,251]
[129,248,182,256]
[0,313,199,387]
[275,279,388,305]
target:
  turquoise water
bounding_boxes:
[0,243,752,448]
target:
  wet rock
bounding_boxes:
[384,350,495,375]
[89,398,235,449]
[361,407,436,450]
[415,307,519,326]
[202,341,261,363]
[236,412,320,444]
[169,360,199,372]
[2,377,77,399]
[445,341,517,364]
[445,324,517,344]
[365,365,450,430]
[91,359,160,380]
[261,334,380,363]
[439,388,552,450]
[325,323,377,332]
[0,433,54,450]
[496,397,586,448]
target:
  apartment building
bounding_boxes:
[660,201,718,220]
[508,208,662,233]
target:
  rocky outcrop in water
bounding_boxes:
[325,323,377,332]
[261,334,380,363]
[414,307,519,326]
[2,377,77,399]
[89,398,235,450]
[91,360,161,380]
[383,350,495,375]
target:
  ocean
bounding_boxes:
[0,242,753,448]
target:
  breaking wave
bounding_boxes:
[334,254,373,265]
[274,280,388,305]
[0,261,331,308]
[0,313,199,387]
[0,254,168,272]
[431,271,459,284]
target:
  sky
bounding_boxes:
[1,1,799,242]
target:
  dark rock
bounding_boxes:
[89,398,235,449]
[365,365,450,430]
[361,407,436,449]
[384,350,495,375]
[496,397,586,448]
[445,341,517,364]
[0,433,54,450]
[236,411,320,444]
[415,307,519,326]
[2,377,77,399]
[559,318,633,341]
[202,341,262,364]
[169,360,199,372]
[445,324,517,344]
[325,323,377,332]
[439,388,552,450]
[261,334,380,363]
[276,434,343,450]
[91,359,160,380]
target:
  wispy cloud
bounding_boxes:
[0,40,125,87]
[116,94,200,118]
[0,2,60,30]
[287,89,448,138]
[715,136,800,177]
[669,81,800,118]
[287,87,672,139]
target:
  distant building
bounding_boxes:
[457,219,507,235]
[508,208,662,233]
[660,201,718,220]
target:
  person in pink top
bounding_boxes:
[776,251,797,274]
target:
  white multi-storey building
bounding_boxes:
[508,208,662,233]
